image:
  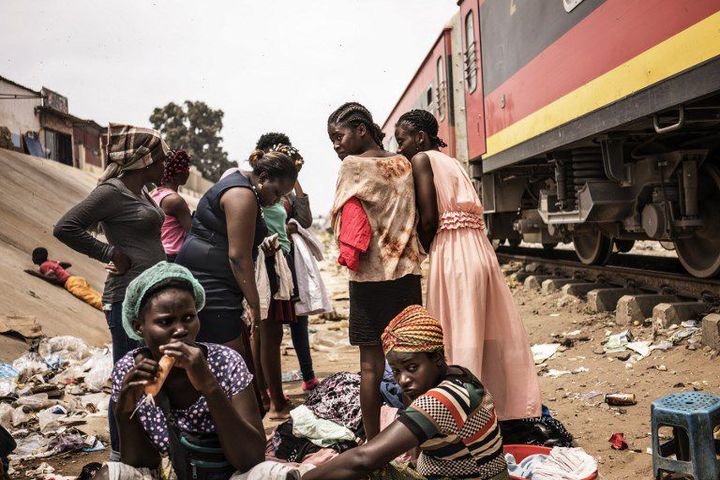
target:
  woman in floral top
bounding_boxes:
[107,262,265,478]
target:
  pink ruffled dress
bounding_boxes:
[424,150,541,420]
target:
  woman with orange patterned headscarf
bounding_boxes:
[303,305,509,480]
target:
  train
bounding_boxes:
[381,0,720,278]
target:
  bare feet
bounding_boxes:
[268,400,292,421]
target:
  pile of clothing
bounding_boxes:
[269,370,404,463]
[505,447,597,480]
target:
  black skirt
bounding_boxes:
[348,274,422,346]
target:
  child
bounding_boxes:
[30,247,103,310]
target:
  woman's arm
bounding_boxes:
[53,184,117,263]
[302,421,419,480]
[160,193,192,232]
[291,181,313,228]
[410,153,438,252]
[160,342,265,472]
[220,188,261,323]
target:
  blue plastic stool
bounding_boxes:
[651,392,720,479]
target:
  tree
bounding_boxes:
[150,101,234,181]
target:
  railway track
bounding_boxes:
[495,246,720,302]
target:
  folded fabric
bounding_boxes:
[533,447,597,480]
[505,452,549,478]
[254,248,271,321]
[273,248,294,301]
[337,197,370,271]
[527,447,597,480]
[231,461,314,480]
[289,219,332,316]
[290,404,356,448]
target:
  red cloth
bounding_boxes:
[338,197,371,272]
[39,260,71,284]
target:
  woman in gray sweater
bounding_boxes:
[53,123,169,458]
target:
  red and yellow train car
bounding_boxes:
[382,0,720,278]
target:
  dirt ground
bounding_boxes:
[267,242,718,480]
[5,148,716,479]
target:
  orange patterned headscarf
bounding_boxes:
[382,305,445,355]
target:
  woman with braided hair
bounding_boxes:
[394,109,545,442]
[328,102,424,441]
[302,305,508,480]
[150,149,192,262]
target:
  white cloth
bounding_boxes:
[254,249,271,321]
[252,235,295,320]
[505,447,597,480]
[289,219,332,316]
[505,453,549,478]
[290,404,355,447]
[231,461,314,480]
[273,247,294,301]
[102,462,161,480]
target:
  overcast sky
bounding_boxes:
[1,0,458,212]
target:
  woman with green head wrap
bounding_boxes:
[107,261,265,479]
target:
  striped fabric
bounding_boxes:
[398,369,508,480]
[381,305,445,355]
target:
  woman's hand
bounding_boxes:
[260,237,280,257]
[286,223,299,235]
[106,250,131,275]
[159,342,216,394]
[116,357,159,415]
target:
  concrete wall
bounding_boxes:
[181,167,213,197]
[0,79,41,148]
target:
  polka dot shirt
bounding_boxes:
[111,343,252,455]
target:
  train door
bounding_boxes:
[458,0,486,161]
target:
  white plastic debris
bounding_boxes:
[532,344,561,365]
[626,341,652,358]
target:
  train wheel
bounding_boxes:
[573,230,613,265]
[675,163,720,278]
[542,242,558,251]
[508,238,521,248]
[614,239,635,253]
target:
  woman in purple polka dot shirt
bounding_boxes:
[105,262,265,478]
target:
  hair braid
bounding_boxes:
[328,102,386,149]
[397,109,448,149]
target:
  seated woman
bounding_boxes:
[302,305,509,480]
[100,261,265,479]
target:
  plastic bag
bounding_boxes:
[83,351,113,392]
[39,336,92,361]
[12,352,48,379]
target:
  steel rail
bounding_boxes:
[495,247,720,301]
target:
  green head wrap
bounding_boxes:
[122,261,206,341]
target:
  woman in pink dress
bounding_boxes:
[394,109,555,443]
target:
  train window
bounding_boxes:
[426,86,433,114]
[464,11,478,93]
[436,56,445,120]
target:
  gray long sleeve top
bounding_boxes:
[53,178,166,304]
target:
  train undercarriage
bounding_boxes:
[482,93,720,278]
